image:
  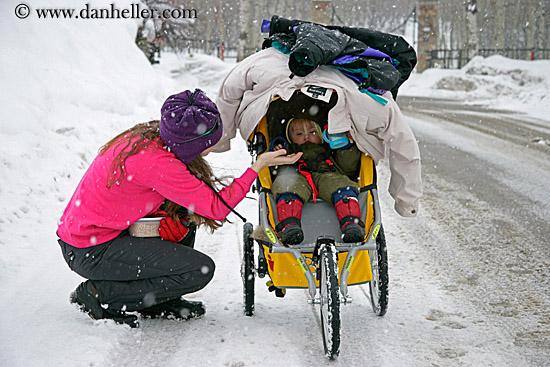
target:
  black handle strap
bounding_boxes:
[202,180,248,223]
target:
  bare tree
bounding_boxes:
[141,0,549,64]
[216,0,225,51]
[141,0,196,51]
[238,0,252,61]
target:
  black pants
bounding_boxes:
[58,226,215,311]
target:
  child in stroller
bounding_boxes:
[270,117,365,245]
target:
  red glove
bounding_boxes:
[158,217,190,242]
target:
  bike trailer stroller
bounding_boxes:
[241,90,389,359]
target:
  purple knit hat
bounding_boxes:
[159,89,223,163]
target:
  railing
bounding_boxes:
[166,38,221,56]
[428,48,550,69]
[164,38,258,60]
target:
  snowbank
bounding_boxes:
[400,55,550,121]
[0,0,236,364]
[0,0,168,269]
[0,2,175,365]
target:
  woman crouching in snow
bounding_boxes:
[57,89,302,327]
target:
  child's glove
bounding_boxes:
[158,216,190,242]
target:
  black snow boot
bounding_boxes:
[335,197,365,243]
[138,297,205,320]
[275,198,304,245]
[70,280,139,328]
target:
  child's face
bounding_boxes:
[289,120,321,145]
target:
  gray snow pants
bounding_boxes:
[58,226,215,311]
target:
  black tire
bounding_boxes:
[319,243,341,359]
[242,222,255,316]
[368,225,389,316]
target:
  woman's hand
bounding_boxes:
[251,149,303,173]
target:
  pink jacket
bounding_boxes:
[57,138,257,248]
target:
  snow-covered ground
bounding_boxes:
[400,55,550,123]
[1,0,550,365]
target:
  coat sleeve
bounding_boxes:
[132,149,258,221]
[333,145,362,179]
[215,57,256,152]
[378,101,422,217]
[289,23,365,77]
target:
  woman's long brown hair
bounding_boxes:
[99,120,230,232]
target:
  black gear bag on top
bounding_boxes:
[263,15,417,99]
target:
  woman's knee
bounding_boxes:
[182,251,215,292]
[199,253,216,282]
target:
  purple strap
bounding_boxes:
[359,48,395,66]
[261,19,271,33]
[339,70,364,82]
[332,54,359,64]
[366,87,387,95]
[332,47,395,66]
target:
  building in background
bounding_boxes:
[416,0,438,72]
